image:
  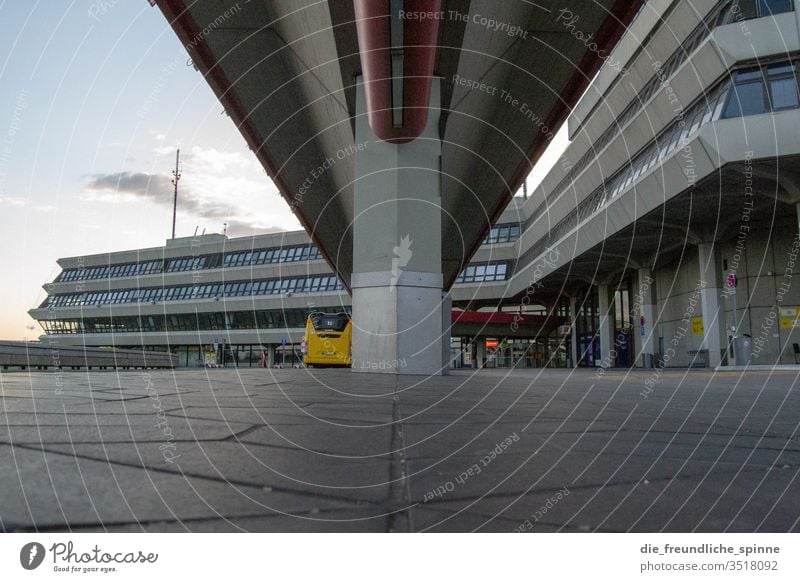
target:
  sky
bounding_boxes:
[0,1,305,340]
[0,1,568,341]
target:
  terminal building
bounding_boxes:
[30,0,800,370]
[29,205,565,369]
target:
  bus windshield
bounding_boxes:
[310,313,349,332]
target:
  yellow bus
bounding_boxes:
[303,312,352,367]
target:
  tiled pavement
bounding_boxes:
[1,367,799,532]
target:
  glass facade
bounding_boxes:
[58,260,163,282]
[38,308,342,335]
[166,256,209,272]
[454,261,510,284]
[483,223,521,245]
[46,275,343,307]
[223,245,320,267]
[46,256,514,313]
[56,244,323,283]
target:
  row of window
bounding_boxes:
[483,224,521,245]
[454,262,510,284]
[56,232,522,287]
[55,244,323,283]
[524,58,800,263]
[166,256,208,272]
[38,308,342,335]
[601,59,799,209]
[48,257,517,308]
[527,0,793,225]
[46,276,344,307]
[58,260,163,282]
[223,245,321,267]
[600,81,729,206]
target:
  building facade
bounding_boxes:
[30,0,800,369]
[507,0,800,368]
[29,209,564,369]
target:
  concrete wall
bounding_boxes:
[652,248,707,367]
[718,227,800,365]
[651,228,800,366]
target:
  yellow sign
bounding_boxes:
[780,307,800,329]
[691,317,704,336]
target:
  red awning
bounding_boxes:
[452,310,557,327]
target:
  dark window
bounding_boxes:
[724,76,768,117]
[766,63,800,109]
[759,0,794,15]
[770,76,800,108]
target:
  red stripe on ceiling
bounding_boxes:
[451,0,647,289]
[154,0,349,289]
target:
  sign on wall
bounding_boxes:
[780,307,800,329]
[691,317,704,336]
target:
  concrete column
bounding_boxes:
[477,339,487,369]
[351,77,445,375]
[636,268,656,368]
[698,242,726,368]
[569,296,579,368]
[267,345,275,367]
[441,293,452,374]
[597,284,615,368]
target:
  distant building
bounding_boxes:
[29,205,562,368]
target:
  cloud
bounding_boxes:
[224,220,283,238]
[84,171,232,219]
[83,145,303,236]
[85,171,171,200]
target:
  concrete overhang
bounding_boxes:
[153,0,644,290]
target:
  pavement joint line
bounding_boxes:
[165,412,392,426]
[4,437,397,458]
[224,424,268,441]
[404,449,800,464]
[414,505,617,532]
[5,442,391,508]
[387,380,415,532]
[4,505,379,533]
[236,438,394,458]
[69,396,156,404]
[1,411,171,417]
[411,464,778,506]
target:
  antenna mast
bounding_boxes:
[170,148,181,239]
